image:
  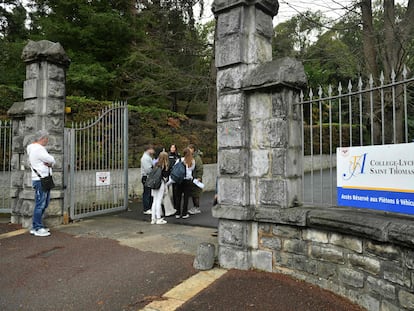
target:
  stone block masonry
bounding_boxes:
[8,40,70,228]
[257,223,414,311]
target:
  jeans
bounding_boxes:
[32,180,51,230]
[142,176,153,212]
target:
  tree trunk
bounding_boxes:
[360,0,382,144]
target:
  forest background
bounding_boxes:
[1,0,413,165]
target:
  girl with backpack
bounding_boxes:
[150,151,170,224]
[174,148,195,219]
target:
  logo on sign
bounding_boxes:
[96,172,110,186]
[342,153,367,180]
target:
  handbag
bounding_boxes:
[32,167,55,191]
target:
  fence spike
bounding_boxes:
[380,71,384,85]
[300,90,304,102]
[338,82,342,94]
[403,65,408,79]
[328,84,332,97]
[391,69,396,82]
[318,86,323,97]
[358,77,363,90]
[348,80,352,92]
[309,88,313,99]
[369,74,374,88]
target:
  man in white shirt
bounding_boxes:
[140,145,154,214]
[27,130,56,237]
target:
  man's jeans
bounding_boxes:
[32,180,51,230]
[142,176,153,212]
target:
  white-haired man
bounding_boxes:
[27,130,55,237]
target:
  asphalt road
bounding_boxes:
[122,191,219,228]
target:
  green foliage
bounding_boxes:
[304,31,359,87]
[0,1,28,41]
[65,96,111,124]
[0,0,211,118]
[0,40,26,86]
[0,84,22,118]
[273,10,326,59]
[303,124,365,155]
[128,104,186,121]
[64,96,215,166]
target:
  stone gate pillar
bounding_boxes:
[212,0,307,270]
[8,40,70,228]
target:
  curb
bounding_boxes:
[0,228,27,240]
[140,268,227,311]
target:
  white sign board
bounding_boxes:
[337,143,414,215]
[96,171,110,186]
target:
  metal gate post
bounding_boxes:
[123,104,129,210]
[69,128,75,220]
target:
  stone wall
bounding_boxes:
[216,206,414,310]
[256,220,414,311]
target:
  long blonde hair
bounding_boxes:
[183,148,193,167]
[156,151,169,170]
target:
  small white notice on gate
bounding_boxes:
[96,172,110,186]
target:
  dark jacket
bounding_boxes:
[191,151,203,197]
[168,152,180,171]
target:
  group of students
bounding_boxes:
[140,143,203,225]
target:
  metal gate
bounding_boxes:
[0,120,12,213]
[64,103,128,220]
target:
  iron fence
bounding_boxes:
[299,67,414,207]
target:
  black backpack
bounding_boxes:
[145,167,162,189]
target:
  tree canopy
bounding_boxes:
[273,0,414,86]
[0,0,211,113]
[0,0,413,125]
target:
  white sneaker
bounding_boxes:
[30,227,50,235]
[156,218,167,225]
[182,214,190,219]
[143,209,152,215]
[33,228,51,237]
[194,207,201,214]
[151,219,156,224]
[188,208,197,215]
[175,215,181,219]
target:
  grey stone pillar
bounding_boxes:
[8,40,70,228]
[212,0,307,270]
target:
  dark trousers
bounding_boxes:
[174,180,192,216]
[142,176,153,212]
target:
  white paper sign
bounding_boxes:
[96,172,110,186]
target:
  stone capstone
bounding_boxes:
[7,102,25,117]
[242,57,307,91]
[212,0,279,17]
[21,40,70,67]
